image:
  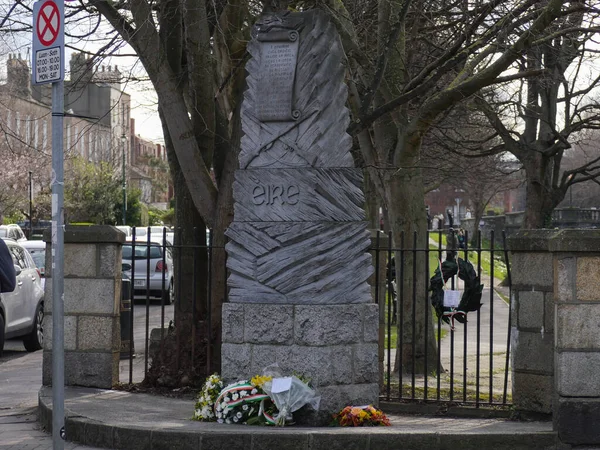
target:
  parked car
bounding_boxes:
[0,224,27,242]
[121,241,174,304]
[21,240,46,290]
[0,238,45,357]
[115,225,132,238]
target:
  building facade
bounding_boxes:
[1,53,169,213]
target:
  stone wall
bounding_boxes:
[42,226,124,389]
[222,302,379,407]
[508,231,556,415]
[509,230,600,446]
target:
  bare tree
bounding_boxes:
[474,8,600,228]
[330,0,588,374]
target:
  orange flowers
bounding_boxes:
[331,405,391,427]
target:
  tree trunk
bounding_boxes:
[387,150,437,376]
[521,154,563,229]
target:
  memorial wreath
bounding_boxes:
[430,257,484,329]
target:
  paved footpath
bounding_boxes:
[0,341,101,450]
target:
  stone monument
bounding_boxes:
[222,10,378,421]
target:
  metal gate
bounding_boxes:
[372,229,513,410]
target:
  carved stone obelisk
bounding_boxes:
[222,10,378,420]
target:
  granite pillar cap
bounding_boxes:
[44,225,126,244]
[508,229,600,253]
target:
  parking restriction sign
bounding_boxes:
[32,0,64,85]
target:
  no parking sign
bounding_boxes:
[32,0,64,85]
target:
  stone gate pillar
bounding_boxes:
[222,10,378,421]
[43,225,124,389]
[510,230,600,446]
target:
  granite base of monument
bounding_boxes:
[221,302,379,423]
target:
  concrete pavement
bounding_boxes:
[37,385,559,450]
[0,340,101,450]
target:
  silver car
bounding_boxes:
[122,241,174,304]
[0,239,44,357]
[21,240,46,291]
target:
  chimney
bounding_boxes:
[7,54,31,98]
[69,52,93,90]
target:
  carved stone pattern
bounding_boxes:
[239,11,353,169]
[234,168,366,222]
[225,222,372,304]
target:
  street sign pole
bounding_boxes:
[32,1,65,448]
[51,74,65,450]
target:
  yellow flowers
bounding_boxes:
[250,375,273,389]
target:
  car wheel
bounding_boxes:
[168,280,175,305]
[0,314,4,358]
[23,303,43,352]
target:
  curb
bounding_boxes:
[38,389,559,450]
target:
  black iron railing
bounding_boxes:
[121,227,224,385]
[372,229,513,407]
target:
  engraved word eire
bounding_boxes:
[252,184,299,205]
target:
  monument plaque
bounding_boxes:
[257,31,299,122]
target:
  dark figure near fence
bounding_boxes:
[447,209,454,228]
[457,228,466,249]
[0,239,16,293]
[426,206,432,230]
[387,257,397,324]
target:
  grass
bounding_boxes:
[385,383,512,403]
[428,234,508,282]
[383,288,448,350]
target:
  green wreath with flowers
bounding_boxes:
[430,258,484,328]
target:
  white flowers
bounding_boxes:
[242,405,249,411]
[232,393,239,401]
[251,388,258,395]
[240,390,248,397]
[193,374,223,422]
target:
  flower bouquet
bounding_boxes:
[193,374,223,421]
[192,366,320,426]
[331,405,391,427]
[214,375,278,425]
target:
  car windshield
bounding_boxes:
[0,229,7,237]
[123,244,162,260]
[29,250,45,270]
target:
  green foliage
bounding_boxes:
[139,202,149,226]
[148,207,166,226]
[162,208,175,226]
[4,211,24,224]
[65,158,121,224]
[115,188,144,226]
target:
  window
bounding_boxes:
[42,120,48,149]
[34,119,38,148]
[122,244,162,260]
[25,115,31,142]
[10,246,27,269]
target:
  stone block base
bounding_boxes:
[43,350,119,389]
[221,302,379,423]
[556,398,600,445]
[512,371,553,414]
